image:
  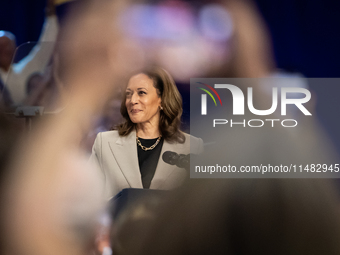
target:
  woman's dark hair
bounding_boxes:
[117,67,185,143]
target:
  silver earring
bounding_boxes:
[160,106,163,110]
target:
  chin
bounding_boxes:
[129,117,141,124]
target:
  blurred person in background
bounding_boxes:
[180,0,338,169]
[135,179,340,255]
[91,192,166,255]
[110,193,165,255]
[0,0,58,105]
[0,1,145,254]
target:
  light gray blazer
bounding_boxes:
[90,130,203,198]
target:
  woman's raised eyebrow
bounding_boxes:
[137,87,148,91]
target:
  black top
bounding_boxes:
[137,137,164,189]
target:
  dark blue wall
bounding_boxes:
[254,0,340,154]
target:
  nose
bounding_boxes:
[130,92,138,104]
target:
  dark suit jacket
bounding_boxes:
[90,130,204,198]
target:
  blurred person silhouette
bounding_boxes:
[181,0,338,170]
[109,193,166,255]
[90,192,166,255]
[206,0,275,78]
[135,179,340,255]
[0,0,59,105]
[0,1,147,255]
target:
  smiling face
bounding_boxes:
[125,73,162,127]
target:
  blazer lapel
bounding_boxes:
[150,140,178,189]
[108,130,143,189]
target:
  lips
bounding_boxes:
[130,109,141,114]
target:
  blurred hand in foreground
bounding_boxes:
[3,1,146,255]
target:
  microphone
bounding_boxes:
[162,151,190,170]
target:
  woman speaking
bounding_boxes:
[91,67,203,198]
